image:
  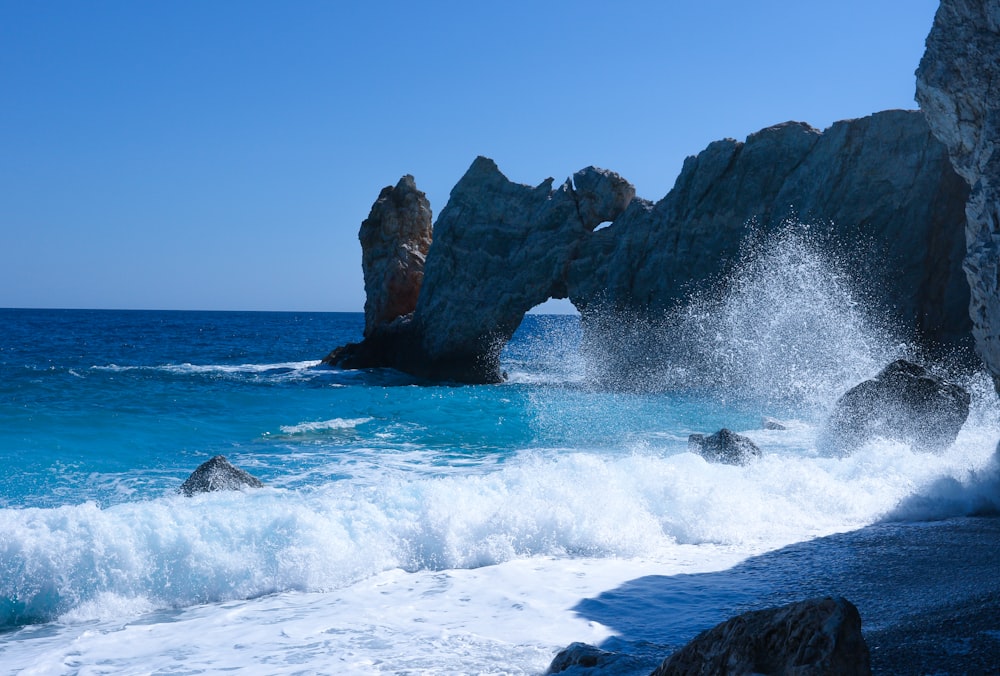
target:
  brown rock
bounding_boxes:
[359,175,432,338]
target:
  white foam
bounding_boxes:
[278,417,373,435]
[94,360,321,376]
[2,414,995,630]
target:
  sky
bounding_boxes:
[1,1,940,312]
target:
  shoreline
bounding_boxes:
[557,514,1000,674]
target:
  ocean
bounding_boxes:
[2,242,999,674]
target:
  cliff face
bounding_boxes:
[916,0,1000,392]
[570,111,970,348]
[329,110,970,384]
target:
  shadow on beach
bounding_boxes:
[564,515,1000,675]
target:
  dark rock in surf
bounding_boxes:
[818,359,970,455]
[762,417,787,430]
[545,642,625,674]
[916,0,1000,394]
[180,455,264,496]
[688,428,761,465]
[651,596,871,676]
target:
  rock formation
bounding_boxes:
[650,597,871,676]
[916,0,1000,394]
[179,455,264,496]
[818,359,971,455]
[328,110,969,384]
[359,175,432,338]
[688,429,761,465]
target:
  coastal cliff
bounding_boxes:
[916,0,1000,393]
[328,111,969,384]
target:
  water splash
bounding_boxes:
[582,223,906,414]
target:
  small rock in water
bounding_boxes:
[651,596,871,676]
[688,428,761,465]
[818,359,970,455]
[179,455,264,496]
[762,417,787,430]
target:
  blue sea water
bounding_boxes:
[1,240,998,674]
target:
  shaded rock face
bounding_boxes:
[688,429,761,465]
[179,455,264,496]
[328,110,969,383]
[916,0,1000,394]
[651,596,871,676]
[359,175,432,339]
[818,359,971,455]
[571,112,969,352]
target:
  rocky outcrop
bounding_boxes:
[179,455,264,496]
[818,359,970,455]
[916,0,1000,394]
[328,110,969,383]
[688,429,761,465]
[359,175,432,338]
[651,597,871,676]
[322,176,431,374]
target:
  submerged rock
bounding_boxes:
[688,428,761,465]
[818,359,970,455]
[651,596,871,676]
[762,417,787,430]
[916,0,1000,395]
[180,455,264,496]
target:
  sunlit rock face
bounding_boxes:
[328,110,969,384]
[359,175,432,338]
[916,0,1000,393]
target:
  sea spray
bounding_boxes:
[579,223,905,413]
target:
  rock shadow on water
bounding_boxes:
[552,515,1000,675]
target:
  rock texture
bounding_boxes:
[328,110,969,383]
[650,597,871,676]
[179,455,264,496]
[688,429,761,465]
[916,0,1000,393]
[359,175,432,338]
[818,359,971,455]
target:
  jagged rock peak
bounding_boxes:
[359,173,432,338]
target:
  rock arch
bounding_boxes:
[327,110,970,384]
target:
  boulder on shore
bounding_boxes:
[179,455,264,496]
[651,596,871,676]
[688,428,761,465]
[818,359,970,455]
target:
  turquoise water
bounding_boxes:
[1,255,997,673]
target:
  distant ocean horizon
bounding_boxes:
[2,247,998,674]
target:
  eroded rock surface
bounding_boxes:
[651,597,871,676]
[359,175,432,338]
[916,0,1000,393]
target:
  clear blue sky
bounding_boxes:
[1,1,939,312]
